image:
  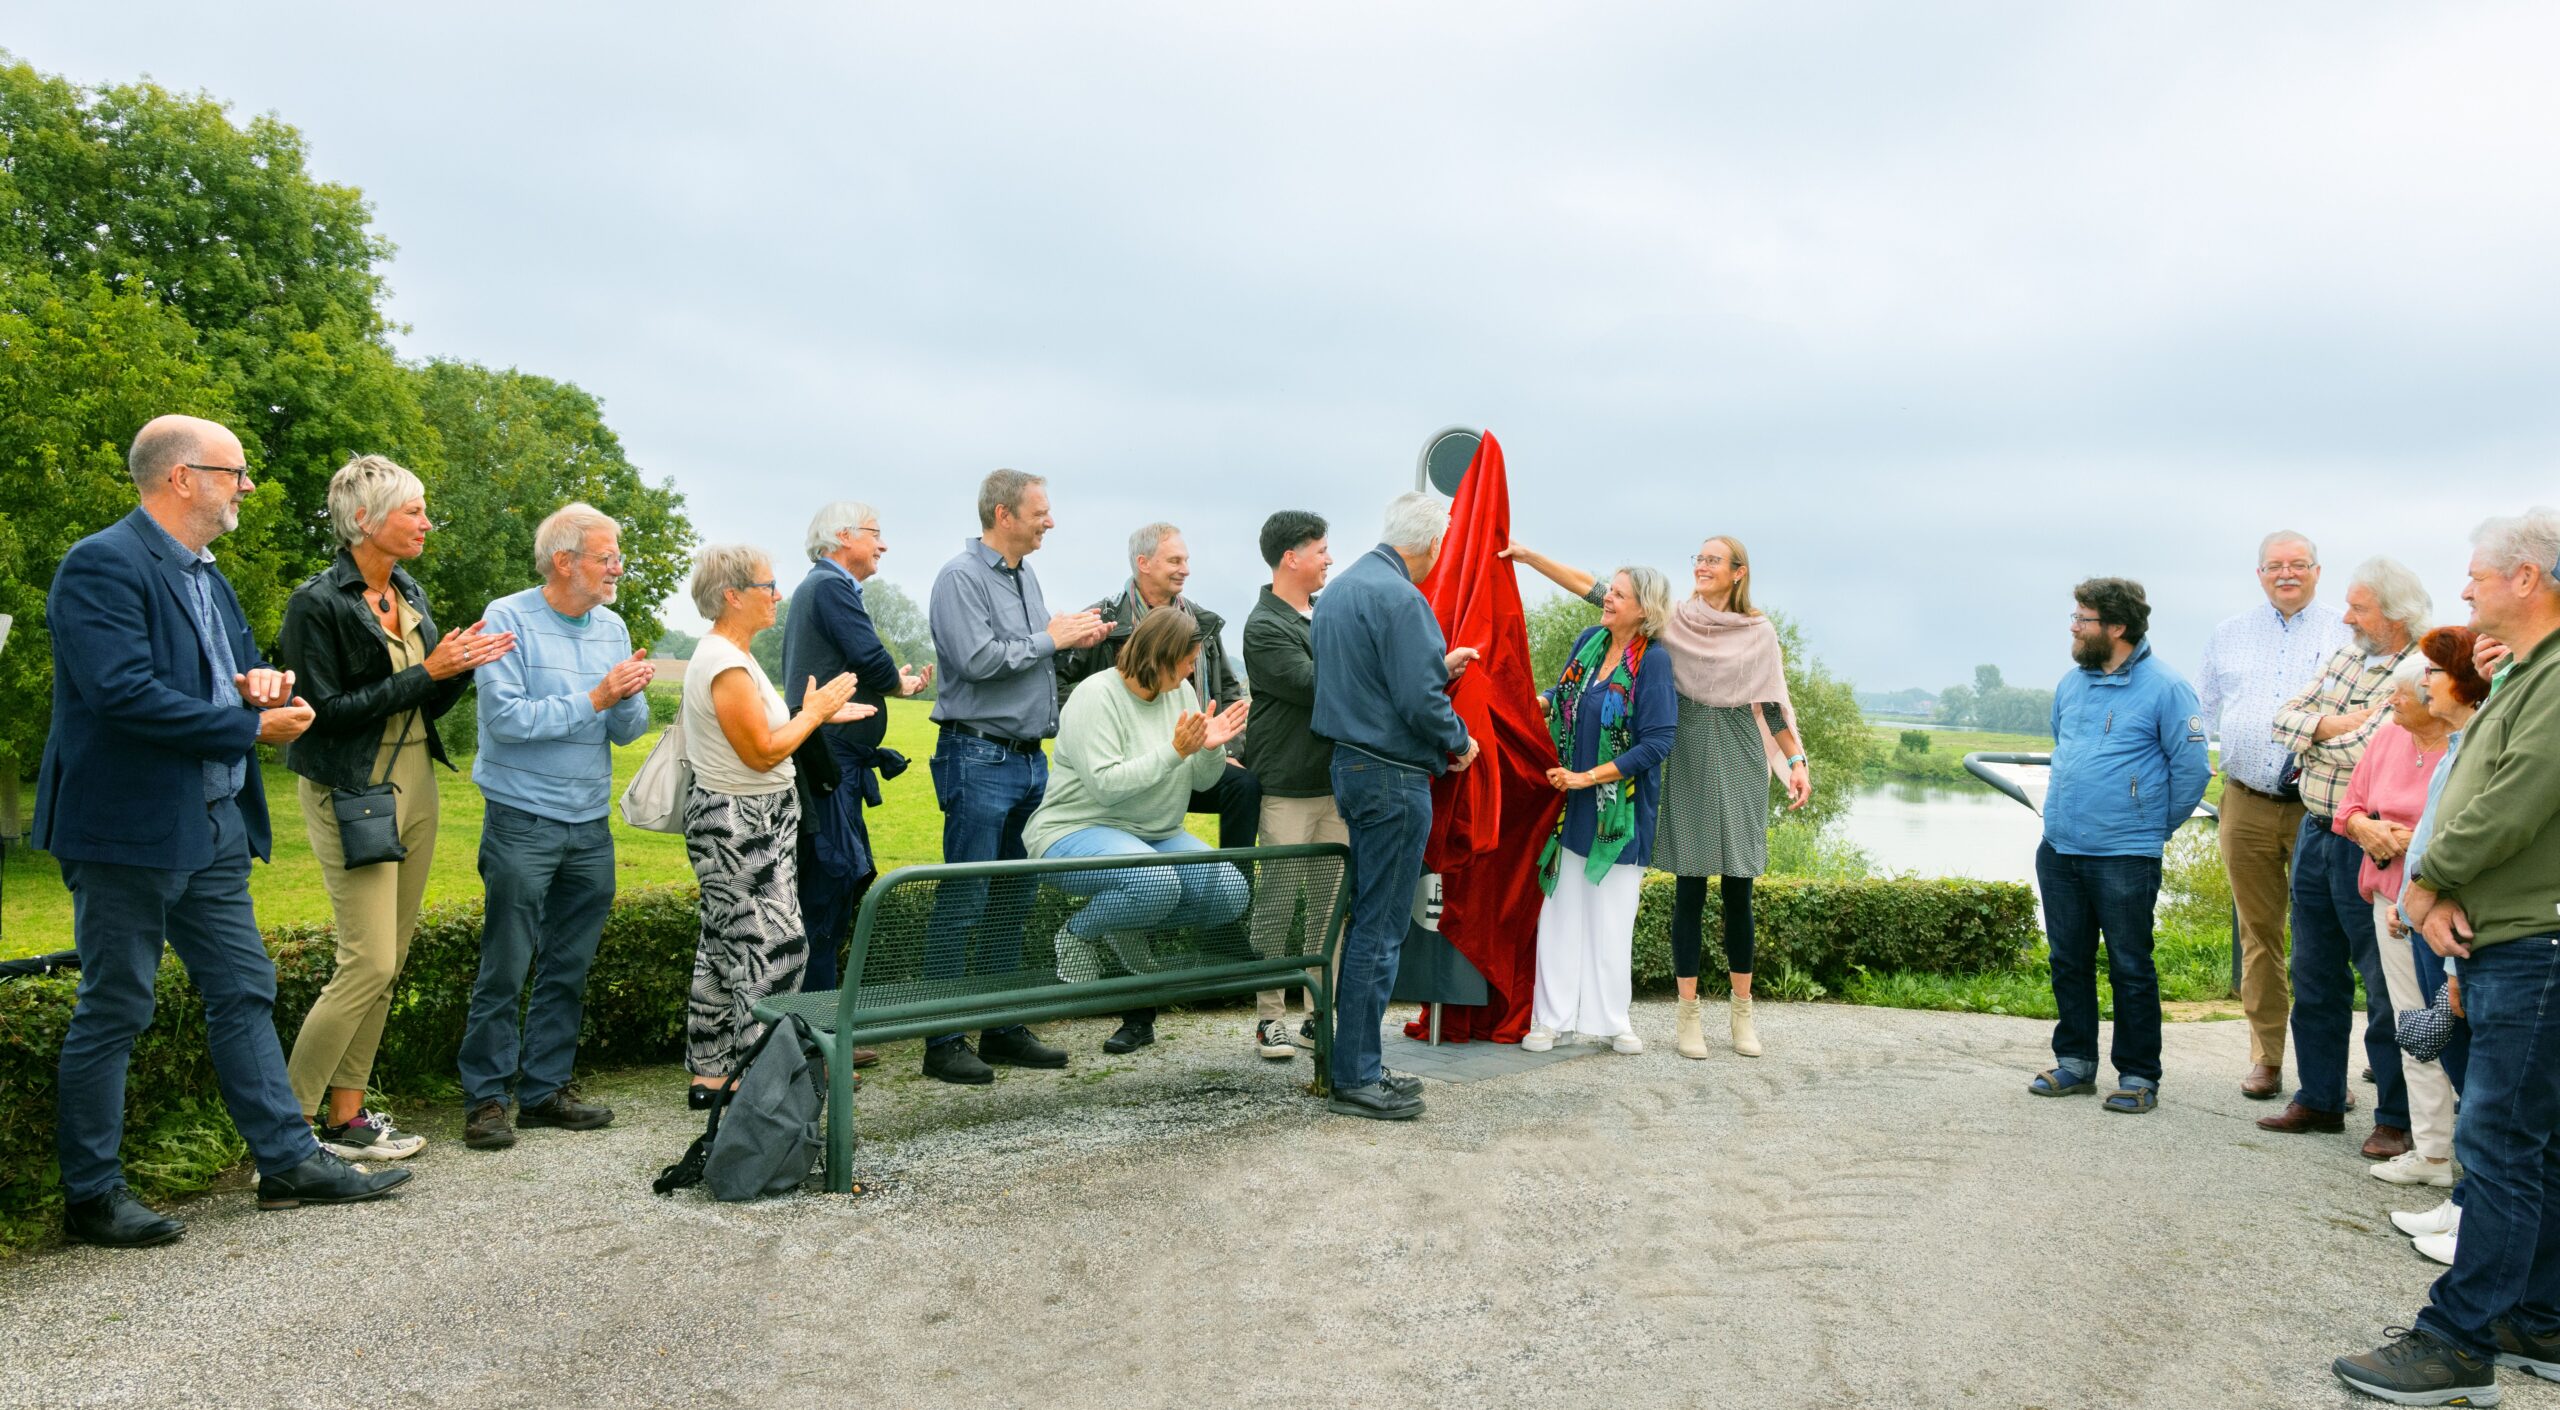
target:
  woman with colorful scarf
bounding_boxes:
[1519,567,1680,1054]
[1505,537,1812,1060]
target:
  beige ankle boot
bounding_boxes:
[1730,995,1763,1057]
[1676,998,1708,1060]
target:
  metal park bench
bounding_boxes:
[753,842,1351,1192]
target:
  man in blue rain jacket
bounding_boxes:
[2028,576,2212,1114]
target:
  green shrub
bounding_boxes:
[1630,872,2035,993]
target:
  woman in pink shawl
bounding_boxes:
[1504,536,1812,1059]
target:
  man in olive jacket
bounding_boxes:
[1051,521,1258,1053]
[1238,511,1338,1060]
[2335,508,2560,1404]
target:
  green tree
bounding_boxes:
[407,360,693,648]
[751,598,788,681]
[1974,663,2004,694]
[652,628,700,660]
[1935,682,1977,727]
[1524,592,1601,689]
[865,577,935,674]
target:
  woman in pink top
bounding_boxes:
[2333,655,2456,1183]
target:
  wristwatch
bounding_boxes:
[1786,753,1808,768]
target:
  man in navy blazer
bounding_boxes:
[35,415,410,1247]
[782,500,931,994]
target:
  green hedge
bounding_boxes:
[0,871,2033,1254]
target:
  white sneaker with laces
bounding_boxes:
[1254,1019,1296,1060]
[318,1110,426,1162]
[1055,925,1103,983]
[2414,1229,2458,1266]
[1610,1032,1645,1055]
[2392,1200,2462,1239]
[2371,1151,2456,1187]
[1521,1028,1555,1053]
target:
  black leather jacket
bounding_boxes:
[273,550,472,791]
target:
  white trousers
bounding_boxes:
[1531,852,1640,1039]
[2373,897,2459,1161]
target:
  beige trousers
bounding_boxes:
[2218,779,2304,1066]
[1250,793,1349,1022]
[2373,897,2458,1161]
[286,737,439,1115]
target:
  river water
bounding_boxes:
[1836,780,2046,884]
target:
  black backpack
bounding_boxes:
[652,1014,828,1201]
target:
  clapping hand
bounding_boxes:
[1200,699,1250,751]
[899,664,934,696]
[590,650,654,712]
[424,620,517,681]
[1172,710,1210,758]
[801,672,860,724]
[236,668,295,709]
[1047,610,1108,650]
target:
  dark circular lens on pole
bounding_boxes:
[1416,426,1482,496]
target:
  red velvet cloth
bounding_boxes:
[1402,432,1561,1045]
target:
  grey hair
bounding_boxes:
[2386,652,2429,700]
[2258,530,2318,565]
[688,544,771,620]
[804,500,879,562]
[1613,565,1674,638]
[2471,507,2560,592]
[1128,521,1181,567]
[327,454,426,546]
[2349,556,2433,631]
[977,469,1046,531]
[534,501,619,578]
[125,415,216,491]
[1381,492,1449,555]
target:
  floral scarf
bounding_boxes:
[1539,629,1645,894]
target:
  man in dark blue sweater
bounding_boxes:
[1311,491,1479,1120]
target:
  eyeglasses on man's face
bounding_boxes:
[2259,560,2316,576]
[183,462,254,488]
[574,550,626,571]
[2069,613,2104,629]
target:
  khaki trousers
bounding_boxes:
[1250,793,1349,1021]
[2373,897,2459,1160]
[2218,778,2303,1067]
[286,739,439,1114]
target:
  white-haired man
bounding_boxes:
[1311,491,1479,1121]
[2197,531,2349,1100]
[1051,520,1260,1054]
[456,502,656,1150]
[2259,556,2429,1159]
[2334,509,2560,1406]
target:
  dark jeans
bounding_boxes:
[2415,934,2560,1358]
[2288,819,2407,1125]
[1120,764,1264,1029]
[923,730,1046,1048]
[1328,746,1433,1091]
[458,801,617,1107]
[2038,842,2164,1085]
[56,799,319,1202]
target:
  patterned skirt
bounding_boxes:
[1652,698,1775,879]
[682,785,806,1077]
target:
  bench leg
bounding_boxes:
[826,1035,858,1194]
[1308,964,1334,1097]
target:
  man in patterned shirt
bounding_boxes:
[2197,532,2349,1100]
[2257,557,2430,1158]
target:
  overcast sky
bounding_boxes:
[16,4,2560,694]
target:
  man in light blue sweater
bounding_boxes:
[457,503,656,1150]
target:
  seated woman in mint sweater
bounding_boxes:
[1026,607,1253,981]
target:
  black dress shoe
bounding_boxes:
[64,1187,183,1248]
[1102,1018,1156,1055]
[979,1026,1069,1069]
[923,1039,995,1085]
[256,1150,412,1210]
[517,1086,614,1131]
[1325,1082,1424,1121]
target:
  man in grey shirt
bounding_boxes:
[918,469,1108,1084]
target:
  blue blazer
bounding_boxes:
[780,560,900,757]
[33,509,276,870]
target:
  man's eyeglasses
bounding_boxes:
[574,551,626,571]
[182,462,253,486]
[2259,560,2316,575]
[2069,614,2104,628]
[746,580,778,594]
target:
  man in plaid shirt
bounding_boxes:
[2258,558,2430,1158]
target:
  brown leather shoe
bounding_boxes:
[2362,1124,2414,1159]
[2255,1101,2345,1134]
[2240,1064,2282,1099]
[851,1048,881,1069]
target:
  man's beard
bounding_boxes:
[2072,635,2114,670]
[2353,629,2387,656]
[597,579,619,604]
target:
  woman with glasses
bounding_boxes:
[676,545,867,1106]
[275,455,516,1160]
[1502,537,1811,1060]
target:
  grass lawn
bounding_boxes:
[3,705,975,960]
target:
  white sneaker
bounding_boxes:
[1253,1019,1296,1060]
[2392,1200,2462,1239]
[1521,1028,1555,1053]
[2414,1229,2458,1266]
[2370,1151,2456,1187]
[317,1110,426,1162]
[1610,1032,1645,1055]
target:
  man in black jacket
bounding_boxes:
[783,501,932,1000]
[1239,511,1340,1060]
[1054,521,1260,1053]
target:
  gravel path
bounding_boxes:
[0,1000,2539,1409]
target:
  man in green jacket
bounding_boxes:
[1239,511,1338,1061]
[2335,507,2560,1406]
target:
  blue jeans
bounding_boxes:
[458,801,617,1107]
[1046,828,1248,940]
[56,799,319,1201]
[1329,746,1434,1091]
[923,731,1047,1047]
[2412,931,2473,1094]
[2288,819,2407,1124]
[2037,842,2164,1086]
[2415,934,2560,1358]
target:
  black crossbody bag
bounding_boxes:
[331,712,417,868]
